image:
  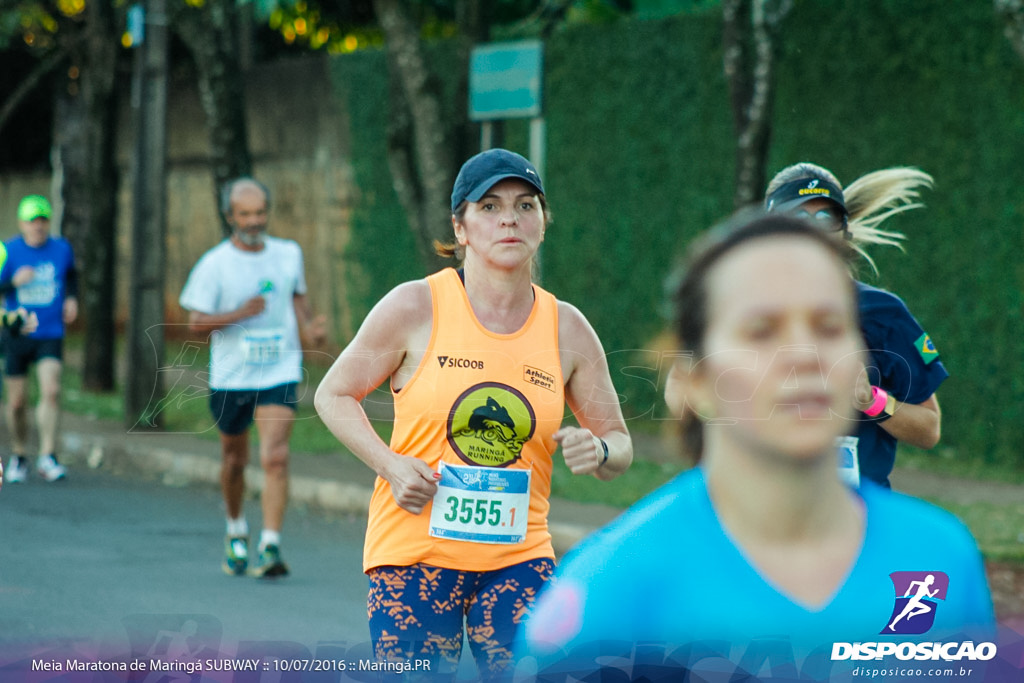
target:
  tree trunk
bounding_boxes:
[171,0,252,236]
[373,0,461,272]
[54,0,120,392]
[454,0,490,161]
[722,0,791,209]
[125,0,170,431]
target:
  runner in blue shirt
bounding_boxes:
[765,164,947,488]
[523,472,994,679]
[1,195,78,484]
[518,212,994,681]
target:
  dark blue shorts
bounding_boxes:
[209,382,298,435]
[4,336,63,377]
[367,558,555,681]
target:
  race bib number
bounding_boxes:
[17,266,57,307]
[429,462,530,544]
[242,329,284,366]
[18,264,58,306]
[836,435,860,488]
[18,282,56,306]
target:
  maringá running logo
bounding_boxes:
[882,571,949,635]
[447,382,536,467]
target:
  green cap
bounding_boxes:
[18,195,51,221]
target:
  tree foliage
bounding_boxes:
[0,1,85,140]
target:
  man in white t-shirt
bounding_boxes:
[180,177,326,578]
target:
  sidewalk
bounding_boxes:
[37,409,1024,625]
[50,407,1024,561]
[55,411,625,558]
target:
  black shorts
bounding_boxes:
[4,336,63,377]
[209,382,298,436]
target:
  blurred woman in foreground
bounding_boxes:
[519,211,994,681]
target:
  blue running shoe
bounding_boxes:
[249,544,289,578]
[222,535,249,576]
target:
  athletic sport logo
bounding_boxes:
[915,333,939,364]
[523,365,556,392]
[882,571,949,635]
[447,382,536,467]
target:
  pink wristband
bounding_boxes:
[863,386,889,417]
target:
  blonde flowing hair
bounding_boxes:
[765,162,933,274]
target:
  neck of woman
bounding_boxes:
[461,258,536,333]
[702,430,866,608]
[703,429,860,545]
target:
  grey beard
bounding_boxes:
[236,229,266,247]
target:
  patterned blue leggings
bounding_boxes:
[367,558,555,681]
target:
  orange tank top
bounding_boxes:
[363,267,565,572]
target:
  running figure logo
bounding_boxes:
[882,571,949,635]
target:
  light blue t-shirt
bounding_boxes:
[519,469,995,681]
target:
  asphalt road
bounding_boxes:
[0,466,386,679]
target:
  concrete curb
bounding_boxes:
[58,421,611,557]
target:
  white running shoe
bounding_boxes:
[6,456,28,484]
[36,454,67,482]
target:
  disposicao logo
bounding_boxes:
[883,571,947,635]
[831,571,997,663]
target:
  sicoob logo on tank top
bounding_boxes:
[447,382,536,467]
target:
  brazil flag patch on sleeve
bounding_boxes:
[915,333,940,364]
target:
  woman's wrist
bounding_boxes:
[863,386,889,416]
[863,386,895,421]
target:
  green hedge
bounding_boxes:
[330,50,422,328]
[331,0,1024,468]
[770,0,1024,466]
[542,13,733,422]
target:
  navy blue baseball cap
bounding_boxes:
[450,148,544,212]
[765,177,847,217]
